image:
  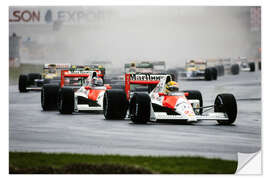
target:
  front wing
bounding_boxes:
[152,112,228,121]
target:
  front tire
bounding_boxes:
[214,94,237,125]
[103,89,129,119]
[130,93,151,124]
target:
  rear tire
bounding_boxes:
[231,64,240,75]
[220,65,225,76]
[214,94,237,125]
[58,88,74,114]
[204,68,212,81]
[103,89,129,119]
[41,84,60,111]
[130,93,151,124]
[184,90,203,115]
[211,68,218,80]
[28,73,41,85]
[18,74,28,93]
[249,62,255,72]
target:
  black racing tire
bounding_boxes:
[204,68,212,81]
[184,90,203,115]
[220,65,225,76]
[249,62,255,72]
[41,84,60,111]
[258,61,261,71]
[18,74,28,93]
[214,94,237,125]
[103,89,129,119]
[231,64,240,75]
[58,88,74,114]
[28,73,42,85]
[215,66,221,76]
[130,93,151,124]
[217,65,224,76]
[211,67,218,80]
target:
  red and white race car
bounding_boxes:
[41,70,111,113]
[103,73,237,125]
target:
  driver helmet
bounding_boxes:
[92,77,103,86]
[98,65,104,69]
[84,66,90,70]
[165,81,179,93]
[70,65,76,71]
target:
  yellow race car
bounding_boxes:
[18,64,70,92]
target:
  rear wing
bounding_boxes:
[70,65,104,77]
[152,61,166,66]
[44,64,71,69]
[125,74,167,100]
[60,70,98,88]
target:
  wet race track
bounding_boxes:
[9,71,261,160]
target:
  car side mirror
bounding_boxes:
[158,92,165,96]
[84,86,91,90]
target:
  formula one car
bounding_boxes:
[235,57,255,72]
[180,60,218,81]
[221,58,240,75]
[41,70,111,113]
[19,64,70,92]
[70,64,106,79]
[103,73,237,125]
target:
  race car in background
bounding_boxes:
[18,64,70,93]
[220,58,240,75]
[235,57,256,72]
[70,64,106,78]
[124,61,154,74]
[103,73,237,125]
[179,60,218,81]
[152,61,166,74]
[41,69,111,113]
[206,59,225,76]
[124,61,179,81]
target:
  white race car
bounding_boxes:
[41,70,111,113]
[103,73,237,125]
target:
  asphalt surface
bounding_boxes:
[9,71,261,160]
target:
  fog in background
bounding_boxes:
[9,6,261,68]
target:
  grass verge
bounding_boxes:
[9,152,237,174]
